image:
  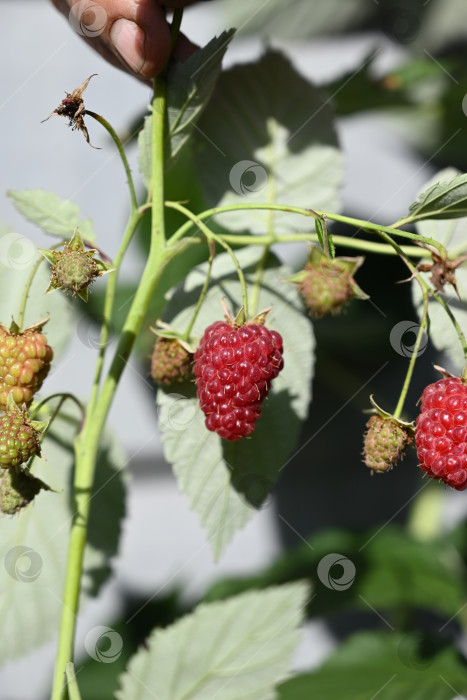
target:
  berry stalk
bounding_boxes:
[166,202,250,318]
[167,202,447,257]
[51,65,172,700]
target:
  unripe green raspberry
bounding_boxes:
[363,415,413,473]
[288,247,368,319]
[0,466,47,515]
[53,249,98,293]
[0,410,41,468]
[39,229,113,302]
[0,321,53,410]
[151,338,193,386]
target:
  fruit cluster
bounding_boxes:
[416,377,467,490]
[194,320,284,441]
[0,322,53,409]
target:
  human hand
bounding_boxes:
[50,0,201,81]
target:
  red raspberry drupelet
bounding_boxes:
[194,321,284,441]
[416,377,467,490]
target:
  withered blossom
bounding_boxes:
[416,251,467,297]
[41,74,100,148]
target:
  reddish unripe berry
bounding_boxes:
[0,325,53,409]
[416,377,467,490]
[194,321,284,441]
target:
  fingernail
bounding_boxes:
[110,19,145,73]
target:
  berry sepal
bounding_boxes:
[39,229,114,302]
[362,396,414,474]
[287,246,369,318]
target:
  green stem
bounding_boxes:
[166,201,249,317]
[166,203,446,256]
[31,393,85,426]
[65,663,82,700]
[250,246,270,318]
[183,246,214,341]
[50,70,171,700]
[377,230,467,368]
[393,288,428,420]
[219,233,427,258]
[17,244,61,328]
[85,111,137,212]
[86,207,144,418]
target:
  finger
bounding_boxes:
[61,1,172,78]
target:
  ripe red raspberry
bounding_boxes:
[0,322,53,409]
[194,321,284,441]
[416,377,467,490]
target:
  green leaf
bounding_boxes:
[278,631,467,700]
[205,525,466,623]
[193,50,343,234]
[116,582,309,700]
[157,247,314,558]
[8,190,96,242]
[138,30,235,184]
[407,171,467,222]
[0,225,73,357]
[0,408,126,664]
[411,168,467,369]
[225,0,372,39]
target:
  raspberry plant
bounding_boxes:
[2,5,467,700]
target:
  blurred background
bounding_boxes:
[1,0,467,697]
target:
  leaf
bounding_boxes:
[8,190,96,242]
[158,247,315,558]
[116,582,309,700]
[411,168,467,370]
[0,408,126,664]
[407,171,467,222]
[224,0,373,39]
[0,225,73,357]
[278,631,467,700]
[204,525,466,623]
[138,30,235,183]
[193,49,343,234]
